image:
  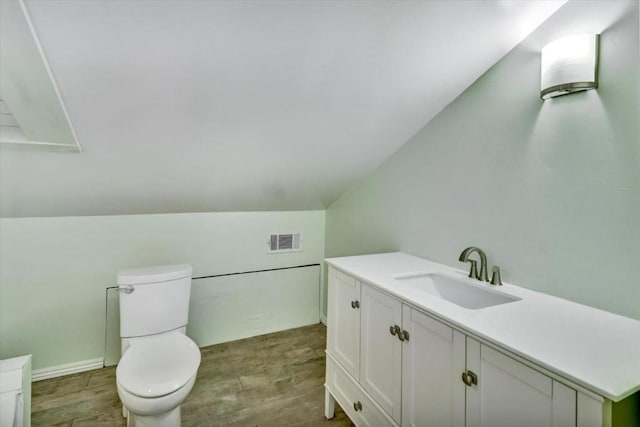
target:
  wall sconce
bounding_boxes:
[540,33,599,100]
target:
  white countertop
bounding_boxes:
[325,252,640,402]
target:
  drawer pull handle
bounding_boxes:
[353,401,363,412]
[389,325,399,336]
[351,300,360,309]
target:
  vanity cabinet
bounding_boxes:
[359,284,402,422]
[401,304,466,427]
[465,340,576,427]
[325,265,607,427]
[327,268,361,379]
[326,267,396,426]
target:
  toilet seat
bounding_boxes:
[116,333,201,398]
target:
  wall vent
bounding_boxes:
[267,233,302,253]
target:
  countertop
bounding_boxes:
[325,252,640,402]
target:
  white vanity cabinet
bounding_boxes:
[326,267,397,426]
[359,284,402,422]
[401,304,466,427]
[465,339,576,427]
[325,265,612,427]
[327,268,361,379]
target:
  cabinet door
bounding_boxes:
[466,338,576,427]
[327,267,361,379]
[402,306,466,427]
[360,284,403,423]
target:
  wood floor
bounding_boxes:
[31,324,353,426]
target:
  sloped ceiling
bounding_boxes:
[0,0,566,217]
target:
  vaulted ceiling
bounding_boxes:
[0,0,566,217]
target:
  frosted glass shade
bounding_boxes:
[540,34,599,100]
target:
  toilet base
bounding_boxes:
[117,376,196,427]
[125,406,181,427]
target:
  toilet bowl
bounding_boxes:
[116,331,201,427]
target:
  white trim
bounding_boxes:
[31,358,103,382]
[320,314,327,326]
[0,139,81,151]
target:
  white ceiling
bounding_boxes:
[0,0,566,217]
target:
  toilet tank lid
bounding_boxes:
[117,264,193,285]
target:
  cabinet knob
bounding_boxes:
[390,325,409,341]
[353,401,363,412]
[351,300,360,309]
[461,370,478,386]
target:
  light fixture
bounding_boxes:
[540,33,599,100]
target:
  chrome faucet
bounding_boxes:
[458,247,489,282]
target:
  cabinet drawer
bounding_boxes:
[326,354,397,427]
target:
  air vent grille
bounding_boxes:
[267,233,302,253]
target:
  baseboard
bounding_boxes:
[32,358,104,382]
[320,314,327,326]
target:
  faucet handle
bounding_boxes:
[466,260,478,279]
[490,266,502,286]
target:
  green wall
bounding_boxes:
[0,210,325,370]
[325,0,640,321]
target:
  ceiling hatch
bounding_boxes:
[0,0,80,152]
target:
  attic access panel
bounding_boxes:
[0,0,80,151]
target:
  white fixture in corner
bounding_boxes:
[540,33,599,100]
[0,355,31,427]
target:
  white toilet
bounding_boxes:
[116,264,201,427]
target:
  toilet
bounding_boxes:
[115,264,201,427]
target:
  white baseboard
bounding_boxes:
[320,314,327,326]
[32,358,104,382]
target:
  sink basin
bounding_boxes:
[392,272,521,309]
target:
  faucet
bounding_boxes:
[458,246,503,286]
[490,265,502,286]
[458,247,489,282]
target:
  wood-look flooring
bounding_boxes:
[31,323,353,426]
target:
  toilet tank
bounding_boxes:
[117,264,193,338]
